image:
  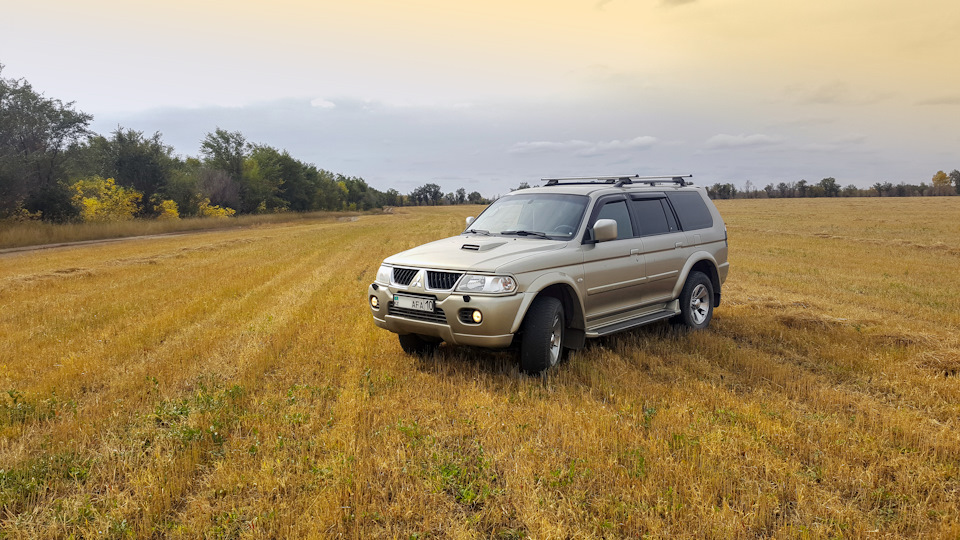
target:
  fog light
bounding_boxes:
[370,296,380,309]
[471,310,482,323]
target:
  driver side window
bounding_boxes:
[595,200,635,240]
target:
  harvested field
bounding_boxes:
[1,198,959,538]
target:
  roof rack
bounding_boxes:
[542,174,693,187]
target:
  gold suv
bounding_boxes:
[368,175,729,373]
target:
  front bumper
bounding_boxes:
[367,283,525,348]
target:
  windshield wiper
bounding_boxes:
[501,230,551,239]
[464,228,491,236]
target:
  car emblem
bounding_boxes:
[411,270,423,289]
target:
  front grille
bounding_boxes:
[392,267,418,286]
[388,304,447,323]
[427,271,463,290]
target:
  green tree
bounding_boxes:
[456,187,466,204]
[1,64,91,220]
[409,183,442,206]
[467,191,484,204]
[241,146,287,213]
[200,128,248,184]
[707,183,737,200]
[777,182,791,197]
[384,188,401,207]
[70,128,176,211]
[950,169,960,194]
[313,168,344,210]
[818,177,840,197]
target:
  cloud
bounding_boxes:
[786,82,893,106]
[704,133,783,150]
[310,97,336,109]
[793,81,849,105]
[509,136,658,156]
[798,134,868,153]
[917,95,960,105]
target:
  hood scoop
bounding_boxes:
[461,240,507,252]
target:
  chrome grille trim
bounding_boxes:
[392,267,418,286]
[427,271,463,291]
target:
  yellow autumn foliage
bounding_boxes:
[153,199,180,220]
[71,176,142,222]
[198,198,236,218]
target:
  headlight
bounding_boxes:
[376,264,392,285]
[455,274,517,294]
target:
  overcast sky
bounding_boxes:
[3,0,958,196]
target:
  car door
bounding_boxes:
[629,195,689,303]
[580,196,647,325]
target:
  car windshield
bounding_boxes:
[466,193,589,239]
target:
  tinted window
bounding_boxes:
[660,199,679,231]
[666,191,713,230]
[468,193,589,239]
[630,199,671,236]
[596,200,635,240]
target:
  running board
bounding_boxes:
[587,310,676,337]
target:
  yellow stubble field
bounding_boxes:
[1,198,959,538]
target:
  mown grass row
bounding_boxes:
[0,209,372,251]
[1,200,958,538]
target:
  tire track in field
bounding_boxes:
[0,222,372,533]
[700,317,960,466]
[595,327,958,535]
[151,222,399,535]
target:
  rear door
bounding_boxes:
[629,195,689,303]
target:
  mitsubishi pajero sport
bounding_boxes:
[368,174,729,373]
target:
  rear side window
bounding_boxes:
[666,191,713,231]
[630,198,672,236]
[596,200,635,240]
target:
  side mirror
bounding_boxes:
[466,216,475,226]
[593,219,618,242]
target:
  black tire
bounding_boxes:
[676,271,714,329]
[520,296,565,374]
[398,334,440,356]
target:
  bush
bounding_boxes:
[198,198,236,219]
[153,199,180,220]
[71,177,142,222]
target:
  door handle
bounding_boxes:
[675,242,683,249]
[630,249,641,255]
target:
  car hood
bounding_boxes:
[384,235,567,273]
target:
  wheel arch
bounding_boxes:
[510,275,586,350]
[674,254,722,307]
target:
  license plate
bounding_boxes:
[394,294,434,312]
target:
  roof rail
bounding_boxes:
[542,174,693,187]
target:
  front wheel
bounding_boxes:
[520,296,565,374]
[676,271,714,329]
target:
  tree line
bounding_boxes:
[708,173,960,200]
[0,65,487,223]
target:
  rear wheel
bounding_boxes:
[520,296,565,374]
[398,334,440,356]
[676,271,714,329]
